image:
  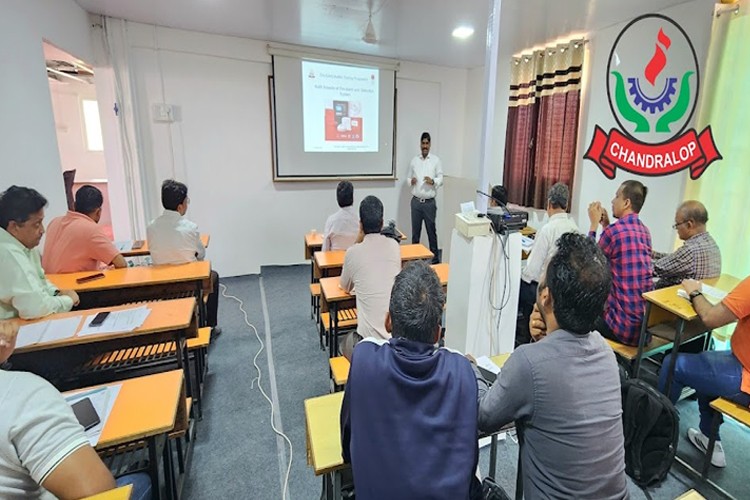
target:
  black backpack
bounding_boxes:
[621,378,679,486]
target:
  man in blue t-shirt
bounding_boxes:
[340,261,479,500]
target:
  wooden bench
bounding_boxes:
[605,328,673,377]
[85,327,211,419]
[310,283,321,321]
[675,489,705,500]
[320,309,358,355]
[329,356,350,391]
[702,398,750,478]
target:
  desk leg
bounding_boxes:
[633,302,652,378]
[163,438,177,500]
[488,434,498,480]
[179,338,197,420]
[663,319,686,397]
[330,302,339,358]
[332,470,342,500]
[702,412,721,479]
[148,435,162,500]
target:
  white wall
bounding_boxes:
[119,23,469,276]
[49,81,108,181]
[0,0,94,219]
[571,0,713,251]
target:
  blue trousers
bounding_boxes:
[659,350,750,440]
[116,472,152,500]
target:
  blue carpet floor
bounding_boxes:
[182,265,749,499]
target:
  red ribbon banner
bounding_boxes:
[584,125,722,180]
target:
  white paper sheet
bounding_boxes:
[78,306,151,336]
[521,236,535,252]
[16,316,82,348]
[677,284,728,305]
[476,355,502,376]
[115,241,133,252]
[65,384,122,446]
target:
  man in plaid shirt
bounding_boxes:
[653,200,721,288]
[588,180,653,346]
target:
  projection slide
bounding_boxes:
[302,60,379,152]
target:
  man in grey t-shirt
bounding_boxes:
[473,233,628,499]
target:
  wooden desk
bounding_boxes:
[66,370,186,500]
[636,274,740,395]
[47,262,211,323]
[318,263,448,358]
[121,234,210,258]
[82,485,132,500]
[313,244,433,280]
[10,298,198,393]
[305,230,407,260]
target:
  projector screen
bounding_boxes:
[271,54,397,180]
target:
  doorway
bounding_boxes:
[44,41,115,238]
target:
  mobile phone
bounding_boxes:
[71,397,100,431]
[131,240,145,250]
[89,311,110,327]
[76,272,105,284]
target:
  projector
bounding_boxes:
[486,207,528,234]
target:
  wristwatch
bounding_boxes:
[689,290,703,302]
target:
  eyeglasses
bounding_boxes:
[672,220,690,229]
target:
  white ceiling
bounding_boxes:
[74,0,697,68]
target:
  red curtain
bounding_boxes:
[503,42,584,209]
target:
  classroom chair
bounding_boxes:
[702,398,750,478]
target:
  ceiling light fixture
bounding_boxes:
[452,26,474,39]
[363,15,377,44]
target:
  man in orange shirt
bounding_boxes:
[42,186,126,274]
[659,276,750,468]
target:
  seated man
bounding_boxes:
[0,186,79,320]
[489,184,508,207]
[653,200,721,289]
[339,195,401,359]
[659,277,750,468]
[341,261,479,499]
[0,320,152,500]
[475,233,627,498]
[147,180,221,335]
[322,180,358,251]
[517,182,578,344]
[42,185,127,273]
[588,180,653,346]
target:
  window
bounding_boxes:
[82,99,103,151]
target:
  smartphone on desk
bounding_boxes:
[76,272,105,284]
[71,397,100,431]
[131,240,145,249]
[89,311,110,327]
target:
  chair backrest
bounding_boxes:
[62,169,76,210]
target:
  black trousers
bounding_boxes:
[411,196,439,263]
[516,280,538,345]
[207,270,220,327]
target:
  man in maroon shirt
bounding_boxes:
[588,180,653,346]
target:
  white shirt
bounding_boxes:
[408,153,443,199]
[147,210,206,265]
[322,205,359,252]
[0,228,74,320]
[0,370,90,500]
[522,212,580,284]
[339,233,401,340]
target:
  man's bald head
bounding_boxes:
[677,200,709,226]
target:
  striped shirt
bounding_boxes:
[653,231,721,288]
[589,213,653,346]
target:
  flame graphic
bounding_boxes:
[644,28,671,86]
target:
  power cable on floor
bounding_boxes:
[220,283,293,500]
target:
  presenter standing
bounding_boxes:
[409,132,443,264]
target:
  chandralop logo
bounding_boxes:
[584,14,721,179]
